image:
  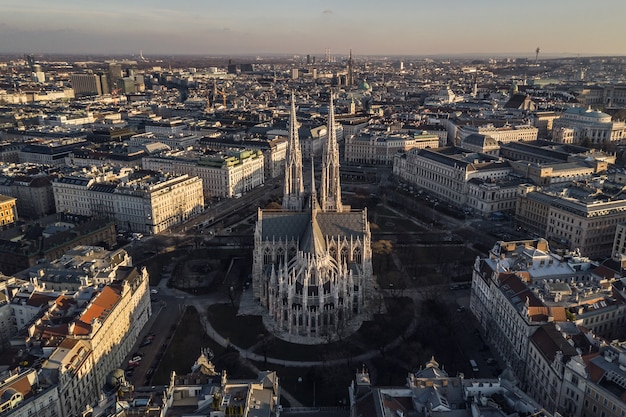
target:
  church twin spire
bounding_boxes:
[282,91,342,213]
[282,92,305,211]
[320,92,343,212]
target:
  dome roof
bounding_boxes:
[105,368,125,388]
[358,80,371,91]
[564,106,610,119]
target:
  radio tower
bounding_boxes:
[535,47,540,65]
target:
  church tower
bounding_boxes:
[347,49,354,87]
[282,92,305,211]
[320,92,343,212]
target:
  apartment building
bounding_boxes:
[471,238,626,411]
[170,352,280,417]
[0,368,61,417]
[583,343,626,417]
[349,359,553,417]
[344,132,439,165]
[18,138,87,166]
[129,131,199,149]
[0,195,17,226]
[0,174,55,220]
[0,216,116,276]
[201,136,287,179]
[525,323,586,415]
[33,266,151,417]
[52,169,204,234]
[457,123,539,144]
[39,338,95,417]
[516,184,626,259]
[143,149,264,199]
[18,246,132,292]
[469,239,622,385]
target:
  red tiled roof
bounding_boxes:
[54,295,73,311]
[550,307,567,322]
[26,293,56,308]
[0,372,34,399]
[499,273,550,321]
[592,265,616,280]
[71,286,120,336]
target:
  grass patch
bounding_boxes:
[152,306,224,385]
[207,304,266,349]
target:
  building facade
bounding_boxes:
[552,107,626,145]
[0,195,17,226]
[344,132,439,165]
[393,146,515,215]
[143,149,265,199]
[52,169,204,234]
[516,184,626,259]
[457,124,539,144]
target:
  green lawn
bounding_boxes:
[207,304,266,349]
[152,306,225,384]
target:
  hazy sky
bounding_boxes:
[2,0,626,57]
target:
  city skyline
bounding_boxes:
[3,0,626,58]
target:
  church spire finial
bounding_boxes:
[320,90,343,212]
[282,91,304,211]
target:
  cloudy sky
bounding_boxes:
[2,0,625,57]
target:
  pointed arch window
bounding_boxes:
[340,247,349,264]
[288,246,297,261]
[353,247,362,264]
[277,247,285,265]
[329,247,337,261]
[263,248,272,265]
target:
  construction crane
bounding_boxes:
[111,88,121,106]
[213,79,227,108]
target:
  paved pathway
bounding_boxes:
[177,284,434,408]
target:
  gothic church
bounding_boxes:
[252,93,374,340]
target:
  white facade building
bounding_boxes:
[457,124,539,144]
[143,149,264,199]
[52,169,204,234]
[552,107,626,145]
[345,132,439,165]
[393,147,514,214]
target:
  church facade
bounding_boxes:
[252,93,374,340]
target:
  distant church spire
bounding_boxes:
[282,92,305,211]
[347,49,354,87]
[320,91,343,212]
